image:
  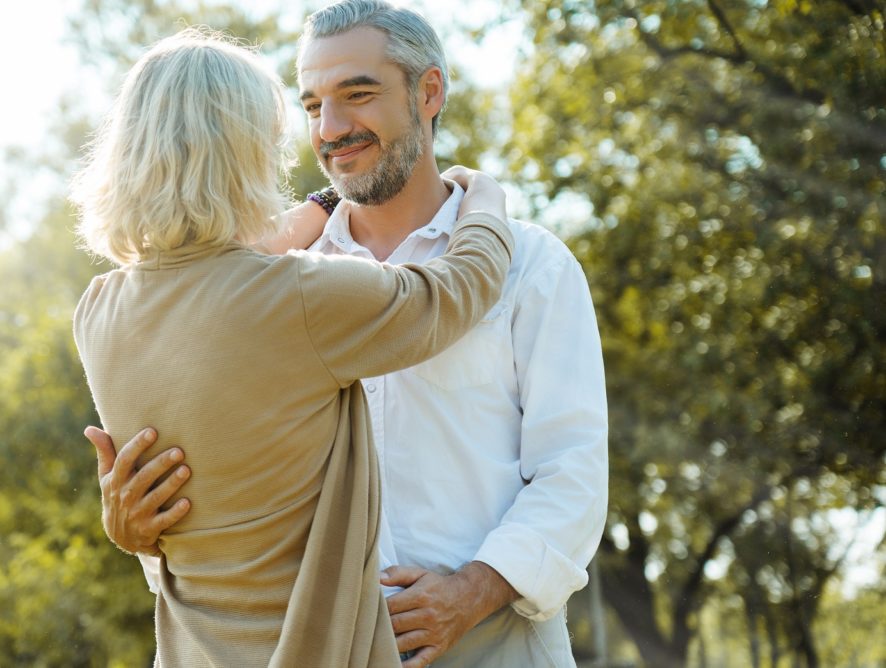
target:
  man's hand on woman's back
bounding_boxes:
[84,426,192,555]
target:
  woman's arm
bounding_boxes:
[254,198,331,255]
[298,168,514,385]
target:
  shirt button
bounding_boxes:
[428,227,437,233]
[366,384,377,393]
[337,236,346,244]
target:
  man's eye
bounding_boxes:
[349,92,371,100]
[303,103,320,115]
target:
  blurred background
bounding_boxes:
[0,0,883,666]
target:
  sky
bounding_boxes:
[0,1,82,151]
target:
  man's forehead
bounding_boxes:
[297,26,390,82]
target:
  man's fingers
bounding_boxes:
[402,646,437,668]
[150,497,191,534]
[111,428,158,487]
[389,608,429,636]
[394,628,430,654]
[386,584,433,616]
[129,447,186,501]
[381,565,427,587]
[85,426,117,479]
[142,462,191,512]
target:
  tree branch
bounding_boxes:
[671,482,774,628]
[836,0,876,15]
[626,7,826,106]
[706,0,748,60]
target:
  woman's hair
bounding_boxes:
[299,0,449,136]
[71,27,292,265]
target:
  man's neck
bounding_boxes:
[346,160,451,261]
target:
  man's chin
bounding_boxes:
[321,163,410,206]
[327,175,379,205]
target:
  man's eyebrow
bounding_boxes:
[299,75,383,102]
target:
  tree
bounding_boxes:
[497,0,885,665]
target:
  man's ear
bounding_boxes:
[417,66,445,121]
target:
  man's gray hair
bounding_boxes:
[300,0,449,136]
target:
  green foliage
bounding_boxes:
[0,207,155,665]
[500,0,885,665]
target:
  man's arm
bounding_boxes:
[383,235,608,665]
[471,245,608,620]
[84,426,192,555]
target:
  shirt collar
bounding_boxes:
[411,179,463,240]
[315,202,360,253]
[313,179,465,253]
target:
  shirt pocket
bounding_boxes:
[405,301,509,390]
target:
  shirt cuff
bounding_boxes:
[473,524,589,622]
[137,553,161,595]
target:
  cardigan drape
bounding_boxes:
[73,212,513,667]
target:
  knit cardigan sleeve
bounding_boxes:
[297,212,514,386]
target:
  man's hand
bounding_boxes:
[85,426,191,555]
[381,561,519,667]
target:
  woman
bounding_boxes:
[70,28,512,667]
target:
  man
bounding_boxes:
[88,2,608,666]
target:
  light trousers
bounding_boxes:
[431,605,576,668]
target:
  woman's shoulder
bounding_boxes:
[75,268,123,310]
[72,267,127,341]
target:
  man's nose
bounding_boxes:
[318,103,353,143]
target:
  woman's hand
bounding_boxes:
[442,166,507,223]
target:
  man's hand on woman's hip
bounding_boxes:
[382,560,519,668]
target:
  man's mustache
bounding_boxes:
[320,132,380,159]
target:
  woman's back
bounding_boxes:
[75,213,513,666]
[78,244,363,664]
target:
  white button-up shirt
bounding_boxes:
[313,184,608,621]
[140,183,608,622]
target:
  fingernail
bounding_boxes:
[177,466,190,479]
[169,448,183,462]
[143,428,156,441]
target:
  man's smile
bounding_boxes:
[327,142,373,164]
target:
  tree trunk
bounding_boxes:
[697,623,708,668]
[785,491,820,668]
[588,557,608,666]
[601,550,687,667]
[763,602,781,668]
[744,607,761,668]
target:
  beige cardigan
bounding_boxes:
[73,212,513,667]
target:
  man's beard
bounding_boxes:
[318,112,424,206]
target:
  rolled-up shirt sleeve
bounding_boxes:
[473,249,608,621]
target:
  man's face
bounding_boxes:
[298,27,426,205]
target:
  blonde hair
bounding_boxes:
[71,27,292,265]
